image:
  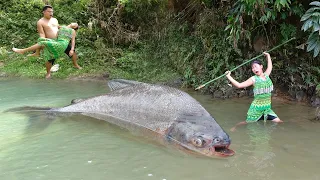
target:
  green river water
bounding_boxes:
[0,78,319,180]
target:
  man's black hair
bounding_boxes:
[42,5,53,12]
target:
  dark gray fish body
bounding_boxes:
[55,79,234,156]
[8,79,234,157]
[59,81,212,131]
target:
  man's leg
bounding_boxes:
[45,59,55,79]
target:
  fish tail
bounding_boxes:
[3,106,52,113]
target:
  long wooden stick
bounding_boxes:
[195,37,296,90]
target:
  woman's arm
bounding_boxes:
[225,71,254,88]
[264,52,272,76]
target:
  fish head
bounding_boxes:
[166,117,234,157]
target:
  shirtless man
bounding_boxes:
[37,5,81,79]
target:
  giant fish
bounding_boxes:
[6,79,234,157]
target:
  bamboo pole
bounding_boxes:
[195,37,296,90]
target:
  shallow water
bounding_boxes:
[0,78,319,180]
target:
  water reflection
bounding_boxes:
[245,122,277,179]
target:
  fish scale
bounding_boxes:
[57,83,211,132]
[6,79,234,157]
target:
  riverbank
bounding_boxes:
[0,63,317,106]
[1,50,319,115]
[1,65,319,121]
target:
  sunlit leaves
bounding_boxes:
[310,1,320,7]
[301,1,320,57]
[301,7,320,22]
[306,32,320,57]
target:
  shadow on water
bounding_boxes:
[24,113,53,134]
[4,107,59,135]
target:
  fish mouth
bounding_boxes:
[210,145,235,157]
[177,143,235,157]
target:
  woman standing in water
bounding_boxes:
[225,52,283,131]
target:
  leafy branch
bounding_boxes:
[301,1,320,57]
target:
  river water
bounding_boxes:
[0,78,319,180]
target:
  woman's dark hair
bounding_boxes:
[42,5,53,12]
[251,60,262,66]
[70,23,79,31]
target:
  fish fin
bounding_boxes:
[107,79,143,91]
[71,98,86,104]
[4,106,52,113]
[155,128,167,136]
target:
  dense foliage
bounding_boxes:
[301,1,320,57]
[0,0,319,99]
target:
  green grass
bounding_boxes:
[0,46,181,83]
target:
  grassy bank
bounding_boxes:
[0,46,181,83]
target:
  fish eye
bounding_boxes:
[192,137,205,147]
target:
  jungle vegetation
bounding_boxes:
[0,0,319,100]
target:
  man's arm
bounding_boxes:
[37,20,46,38]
